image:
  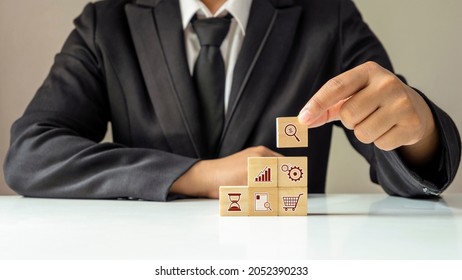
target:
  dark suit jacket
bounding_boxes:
[4,0,461,201]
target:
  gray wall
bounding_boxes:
[1,0,461,195]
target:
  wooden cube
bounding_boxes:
[276,117,308,148]
[219,186,249,216]
[248,187,278,216]
[248,157,278,188]
[278,187,307,216]
[278,157,308,188]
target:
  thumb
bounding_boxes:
[298,98,347,128]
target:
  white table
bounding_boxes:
[0,194,461,259]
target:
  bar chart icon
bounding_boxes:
[255,166,272,182]
[248,157,278,188]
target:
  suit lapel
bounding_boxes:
[125,0,301,158]
[125,0,204,158]
[219,0,302,156]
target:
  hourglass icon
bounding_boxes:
[227,193,242,212]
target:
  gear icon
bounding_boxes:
[287,166,303,182]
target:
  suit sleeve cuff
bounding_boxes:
[373,89,460,198]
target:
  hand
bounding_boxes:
[298,61,439,166]
[171,146,282,199]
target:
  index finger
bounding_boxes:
[298,63,372,125]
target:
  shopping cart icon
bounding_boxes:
[282,193,303,211]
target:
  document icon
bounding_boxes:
[255,193,272,211]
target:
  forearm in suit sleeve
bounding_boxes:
[3,3,199,201]
[336,0,461,197]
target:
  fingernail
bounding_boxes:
[298,107,312,124]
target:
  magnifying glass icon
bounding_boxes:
[264,202,272,211]
[284,124,300,142]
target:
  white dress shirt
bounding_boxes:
[179,0,253,114]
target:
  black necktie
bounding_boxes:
[192,15,232,158]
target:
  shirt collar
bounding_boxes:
[179,0,253,35]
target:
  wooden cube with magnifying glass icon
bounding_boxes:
[276,117,308,148]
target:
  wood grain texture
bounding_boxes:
[248,157,278,188]
[276,117,308,148]
[219,186,249,216]
[248,187,278,216]
[277,157,308,188]
[278,187,307,216]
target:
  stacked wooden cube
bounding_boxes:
[219,117,308,216]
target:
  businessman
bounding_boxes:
[4,0,461,201]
